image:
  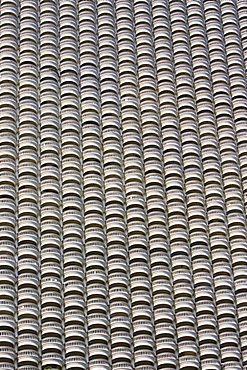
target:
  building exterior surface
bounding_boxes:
[0,0,247,369]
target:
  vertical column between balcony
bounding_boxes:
[39,0,64,368]
[0,0,19,368]
[17,0,41,368]
[78,1,111,369]
[59,0,87,368]
[96,0,134,369]
[116,1,157,369]
[150,2,186,369]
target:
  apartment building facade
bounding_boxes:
[0,0,247,369]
